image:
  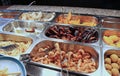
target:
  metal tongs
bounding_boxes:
[0,44,19,51]
[28,1,36,7]
[20,1,36,13]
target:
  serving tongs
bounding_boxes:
[20,47,54,62]
[19,1,36,15]
[80,27,98,43]
[0,44,19,51]
[28,1,36,7]
[24,0,36,11]
[20,54,31,62]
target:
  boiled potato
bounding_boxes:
[105,64,112,70]
[111,63,119,69]
[110,54,119,63]
[105,58,111,64]
[111,68,119,76]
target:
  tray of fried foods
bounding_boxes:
[18,10,56,22]
[0,10,22,19]
[20,39,101,76]
[0,32,35,59]
[52,12,100,27]
[102,46,120,76]
[2,20,47,38]
[102,28,120,48]
[42,23,100,46]
[101,16,120,30]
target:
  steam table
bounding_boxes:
[1,5,120,76]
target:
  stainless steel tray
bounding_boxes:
[42,24,100,46]
[0,10,22,15]
[101,29,120,48]
[0,32,33,59]
[102,47,120,76]
[101,17,120,29]
[2,20,46,38]
[53,12,99,27]
[18,11,56,22]
[0,10,22,19]
[20,40,101,76]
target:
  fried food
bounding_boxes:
[105,64,112,70]
[110,54,119,63]
[56,12,98,26]
[0,68,21,76]
[111,68,119,76]
[0,15,16,18]
[117,58,120,65]
[105,53,120,76]
[19,12,55,22]
[103,30,120,47]
[111,63,119,69]
[0,41,31,56]
[45,25,98,43]
[0,68,8,76]
[30,42,97,73]
[105,58,111,64]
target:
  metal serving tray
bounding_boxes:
[18,11,56,22]
[101,28,120,48]
[102,47,120,76]
[101,17,120,29]
[0,10,22,19]
[2,20,46,37]
[20,40,101,76]
[42,23,100,46]
[0,32,33,59]
[54,12,99,27]
[0,10,22,15]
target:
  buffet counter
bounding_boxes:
[0,5,120,76]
